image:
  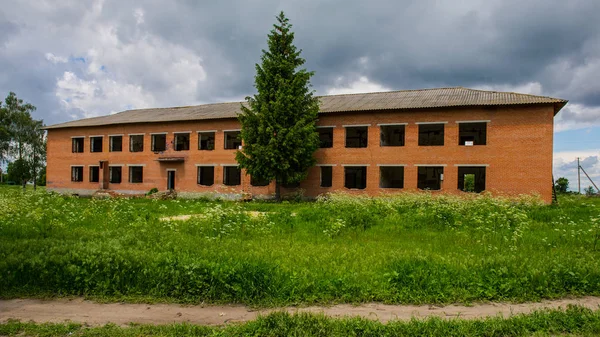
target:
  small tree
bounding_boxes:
[555,177,569,193]
[7,158,30,187]
[236,12,320,200]
[585,186,597,196]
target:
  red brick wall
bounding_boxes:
[46,104,555,202]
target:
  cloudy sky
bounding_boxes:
[1,0,599,190]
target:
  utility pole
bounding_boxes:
[578,157,581,194]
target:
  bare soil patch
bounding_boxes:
[2,297,600,327]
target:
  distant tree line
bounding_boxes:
[0,92,46,190]
[554,177,598,196]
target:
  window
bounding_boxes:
[130,135,144,152]
[344,166,367,189]
[380,125,405,146]
[380,166,404,188]
[224,131,241,150]
[71,166,83,182]
[282,181,300,188]
[129,166,143,183]
[174,133,190,151]
[89,166,99,183]
[90,136,103,152]
[345,126,368,148]
[197,166,215,186]
[198,132,215,150]
[251,176,270,186]
[417,166,443,190]
[459,122,487,145]
[418,124,444,146]
[72,137,84,153]
[320,166,333,187]
[458,167,486,192]
[223,166,241,186]
[151,134,167,152]
[317,127,333,148]
[109,135,122,152]
[109,166,122,184]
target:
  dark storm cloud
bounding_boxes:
[0,0,599,128]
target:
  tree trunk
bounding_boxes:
[275,178,281,202]
[22,179,26,192]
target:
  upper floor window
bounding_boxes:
[72,137,84,153]
[317,127,334,148]
[224,131,241,150]
[151,133,167,152]
[198,132,215,150]
[174,133,190,151]
[109,135,122,152]
[458,122,487,146]
[380,125,405,146]
[345,126,368,148]
[418,124,444,146]
[90,136,103,152]
[130,135,144,152]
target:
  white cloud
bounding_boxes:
[326,76,390,95]
[44,53,68,64]
[554,104,600,132]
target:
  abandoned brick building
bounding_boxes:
[44,87,567,203]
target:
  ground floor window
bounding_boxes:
[344,166,367,189]
[320,166,333,187]
[457,166,486,192]
[197,166,215,186]
[129,166,143,183]
[417,166,443,190]
[89,166,99,183]
[71,166,83,182]
[109,166,122,184]
[223,166,241,186]
[251,176,270,186]
[380,166,404,188]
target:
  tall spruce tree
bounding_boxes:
[236,12,320,200]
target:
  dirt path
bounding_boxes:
[2,297,600,326]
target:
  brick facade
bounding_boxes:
[46,104,555,203]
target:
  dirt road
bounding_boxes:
[2,297,600,326]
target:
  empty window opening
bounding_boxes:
[459,122,487,145]
[223,166,241,186]
[345,166,367,189]
[418,124,444,146]
[380,125,405,146]
[174,133,190,151]
[71,166,83,182]
[109,136,122,152]
[318,128,334,148]
[129,166,143,183]
[458,167,486,193]
[417,166,443,190]
[224,131,241,150]
[320,166,333,187]
[130,135,144,152]
[282,180,300,188]
[198,132,215,150]
[89,166,99,183]
[109,166,122,184]
[345,126,368,148]
[197,166,215,186]
[251,176,270,186]
[151,134,167,152]
[380,166,404,188]
[72,138,84,153]
[90,136,103,152]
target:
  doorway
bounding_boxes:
[167,170,176,190]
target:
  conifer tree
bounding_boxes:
[236,12,320,200]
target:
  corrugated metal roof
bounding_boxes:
[44,87,567,129]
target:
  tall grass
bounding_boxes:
[1,187,600,305]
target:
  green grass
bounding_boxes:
[2,306,600,336]
[1,187,600,306]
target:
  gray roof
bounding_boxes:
[44,87,567,130]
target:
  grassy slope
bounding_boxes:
[1,186,600,306]
[2,307,600,337]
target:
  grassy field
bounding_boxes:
[1,186,600,306]
[2,306,600,336]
